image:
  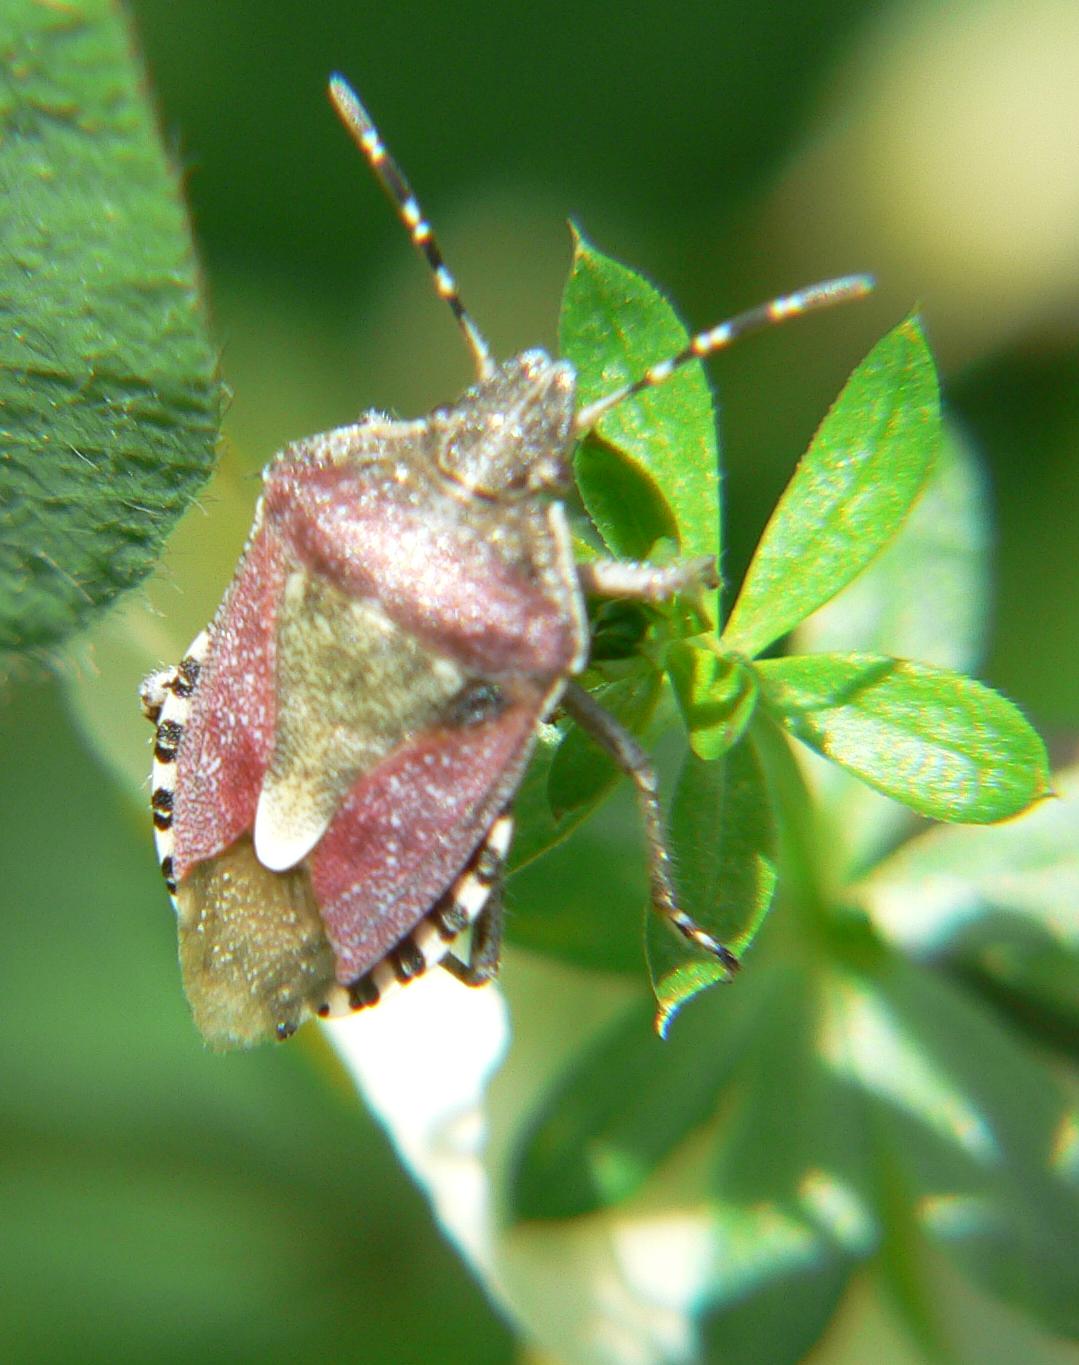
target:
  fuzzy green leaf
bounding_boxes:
[648,736,778,1034]
[0,0,222,654]
[723,316,941,659]
[756,654,1051,824]
[793,430,991,673]
[560,228,720,579]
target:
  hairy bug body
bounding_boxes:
[142,76,870,1048]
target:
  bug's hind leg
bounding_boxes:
[560,681,740,977]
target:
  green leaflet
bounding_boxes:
[790,432,994,875]
[757,653,1050,824]
[667,641,758,760]
[560,228,721,587]
[723,315,941,659]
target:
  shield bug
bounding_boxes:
[141,75,870,1049]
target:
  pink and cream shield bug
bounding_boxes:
[141,75,871,1049]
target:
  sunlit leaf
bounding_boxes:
[723,316,940,659]
[793,430,991,673]
[756,654,1050,823]
[790,432,994,872]
[560,228,721,588]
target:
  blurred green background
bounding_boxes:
[3,0,1078,1361]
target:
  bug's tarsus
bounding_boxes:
[578,556,719,603]
[560,682,739,978]
[329,74,495,382]
[440,890,504,987]
[574,274,875,434]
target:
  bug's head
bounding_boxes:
[433,350,577,500]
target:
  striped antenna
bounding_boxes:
[329,74,495,381]
[574,274,874,434]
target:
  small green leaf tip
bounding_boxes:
[560,229,721,578]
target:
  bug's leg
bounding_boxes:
[440,887,504,987]
[560,681,740,976]
[577,557,719,604]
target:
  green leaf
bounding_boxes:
[793,429,991,673]
[546,667,662,818]
[667,641,758,760]
[648,736,778,1034]
[509,964,789,1222]
[756,654,1050,824]
[722,316,941,659]
[855,763,1079,1051]
[560,228,720,579]
[0,1,223,654]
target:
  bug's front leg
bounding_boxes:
[560,681,739,978]
[576,556,718,604]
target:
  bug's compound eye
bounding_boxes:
[274,1020,298,1042]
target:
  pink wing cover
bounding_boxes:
[312,689,545,982]
[172,519,286,880]
[267,462,579,677]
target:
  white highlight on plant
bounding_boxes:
[819,975,1000,1165]
[324,954,731,1365]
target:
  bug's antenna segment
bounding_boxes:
[574,273,875,434]
[329,74,495,381]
